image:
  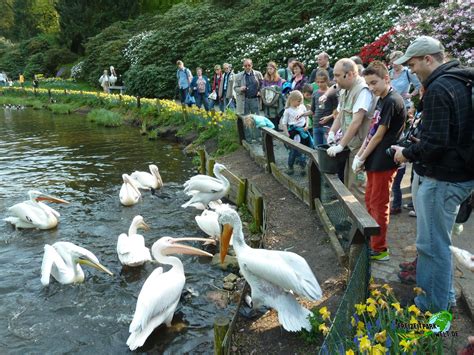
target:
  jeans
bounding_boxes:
[244,97,260,115]
[414,177,474,312]
[288,148,306,169]
[313,126,328,146]
[178,88,188,104]
[209,98,225,112]
[195,93,209,111]
[224,97,235,111]
[391,166,406,209]
[366,169,397,252]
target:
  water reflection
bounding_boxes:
[0,109,230,353]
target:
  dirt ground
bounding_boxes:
[219,149,346,354]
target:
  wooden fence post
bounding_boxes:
[208,158,216,177]
[254,195,263,232]
[199,149,206,175]
[236,179,247,206]
[236,115,245,144]
[264,132,275,173]
[214,316,230,355]
[137,96,141,108]
[308,158,321,210]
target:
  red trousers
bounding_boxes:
[365,168,397,252]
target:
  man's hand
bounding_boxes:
[319,115,332,125]
[391,145,408,164]
[327,144,344,157]
[327,131,336,145]
[352,155,364,173]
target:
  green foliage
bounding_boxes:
[87,108,123,127]
[48,103,73,114]
[24,53,45,78]
[123,64,161,98]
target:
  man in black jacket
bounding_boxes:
[392,36,474,313]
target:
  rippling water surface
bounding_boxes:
[0,109,230,354]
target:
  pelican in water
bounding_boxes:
[4,190,69,230]
[41,241,113,285]
[117,215,152,266]
[120,174,141,206]
[195,205,234,245]
[127,236,214,350]
[130,164,163,194]
[218,209,322,332]
[181,163,230,209]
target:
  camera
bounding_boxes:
[386,112,422,158]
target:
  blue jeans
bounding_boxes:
[194,93,209,111]
[414,177,474,312]
[178,88,188,104]
[288,148,306,169]
[313,126,328,146]
[209,98,225,112]
[391,166,406,209]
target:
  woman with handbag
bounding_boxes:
[209,65,223,111]
[190,67,211,111]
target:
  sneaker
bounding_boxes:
[399,258,417,271]
[286,168,294,176]
[403,202,414,210]
[370,249,390,261]
[409,210,416,217]
[398,270,416,284]
[390,207,402,215]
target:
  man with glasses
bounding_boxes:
[234,58,263,115]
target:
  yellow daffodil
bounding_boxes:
[391,302,402,314]
[366,297,377,306]
[408,305,421,317]
[374,329,386,344]
[357,321,365,331]
[351,316,356,327]
[378,298,388,309]
[359,336,371,353]
[399,339,412,352]
[371,343,387,355]
[382,284,393,295]
[356,329,365,337]
[409,316,418,325]
[355,303,366,315]
[345,350,355,355]
[371,289,382,299]
[319,307,331,321]
[424,311,432,318]
[319,323,329,335]
[367,303,377,317]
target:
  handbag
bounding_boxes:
[208,91,217,101]
[185,92,195,105]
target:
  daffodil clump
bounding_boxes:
[310,284,444,354]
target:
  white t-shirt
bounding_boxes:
[281,104,307,127]
[337,87,373,113]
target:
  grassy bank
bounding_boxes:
[0,87,239,157]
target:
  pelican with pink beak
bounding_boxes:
[4,190,69,229]
[127,236,215,350]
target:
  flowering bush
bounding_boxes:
[71,61,84,80]
[230,4,413,71]
[386,1,473,65]
[308,284,448,354]
[359,29,396,64]
[123,31,155,67]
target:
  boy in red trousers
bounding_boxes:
[353,61,406,261]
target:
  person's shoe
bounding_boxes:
[390,207,402,215]
[399,258,417,271]
[398,270,416,284]
[403,202,414,210]
[370,249,390,261]
[408,210,417,217]
[286,168,294,176]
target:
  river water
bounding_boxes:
[0,108,231,354]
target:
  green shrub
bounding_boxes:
[87,108,123,127]
[48,103,73,114]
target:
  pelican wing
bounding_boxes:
[119,182,141,206]
[8,202,46,227]
[127,267,185,350]
[41,244,68,286]
[130,171,155,189]
[195,211,221,239]
[184,179,225,194]
[117,234,151,266]
[38,202,60,218]
[238,248,322,300]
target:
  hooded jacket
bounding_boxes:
[403,60,473,182]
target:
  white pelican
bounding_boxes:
[120,174,141,206]
[195,207,234,245]
[127,236,214,350]
[181,163,230,209]
[41,241,113,285]
[130,164,163,194]
[218,209,322,332]
[117,215,152,266]
[4,190,69,230]
[109,66,117,86]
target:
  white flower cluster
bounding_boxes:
[229,4,413,69]
[70,61,84,80]
[123,31,155,66]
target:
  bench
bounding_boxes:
[109,85,126,94]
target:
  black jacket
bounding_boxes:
[403,60,473,182]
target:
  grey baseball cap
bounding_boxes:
[394,36,444,65]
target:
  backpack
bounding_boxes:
[441,73,474,174]
[260,86,281,107]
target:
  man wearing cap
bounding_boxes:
[392,36,474,313]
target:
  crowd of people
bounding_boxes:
[177,36,474,317]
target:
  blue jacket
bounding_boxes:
[190,76,211,96]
